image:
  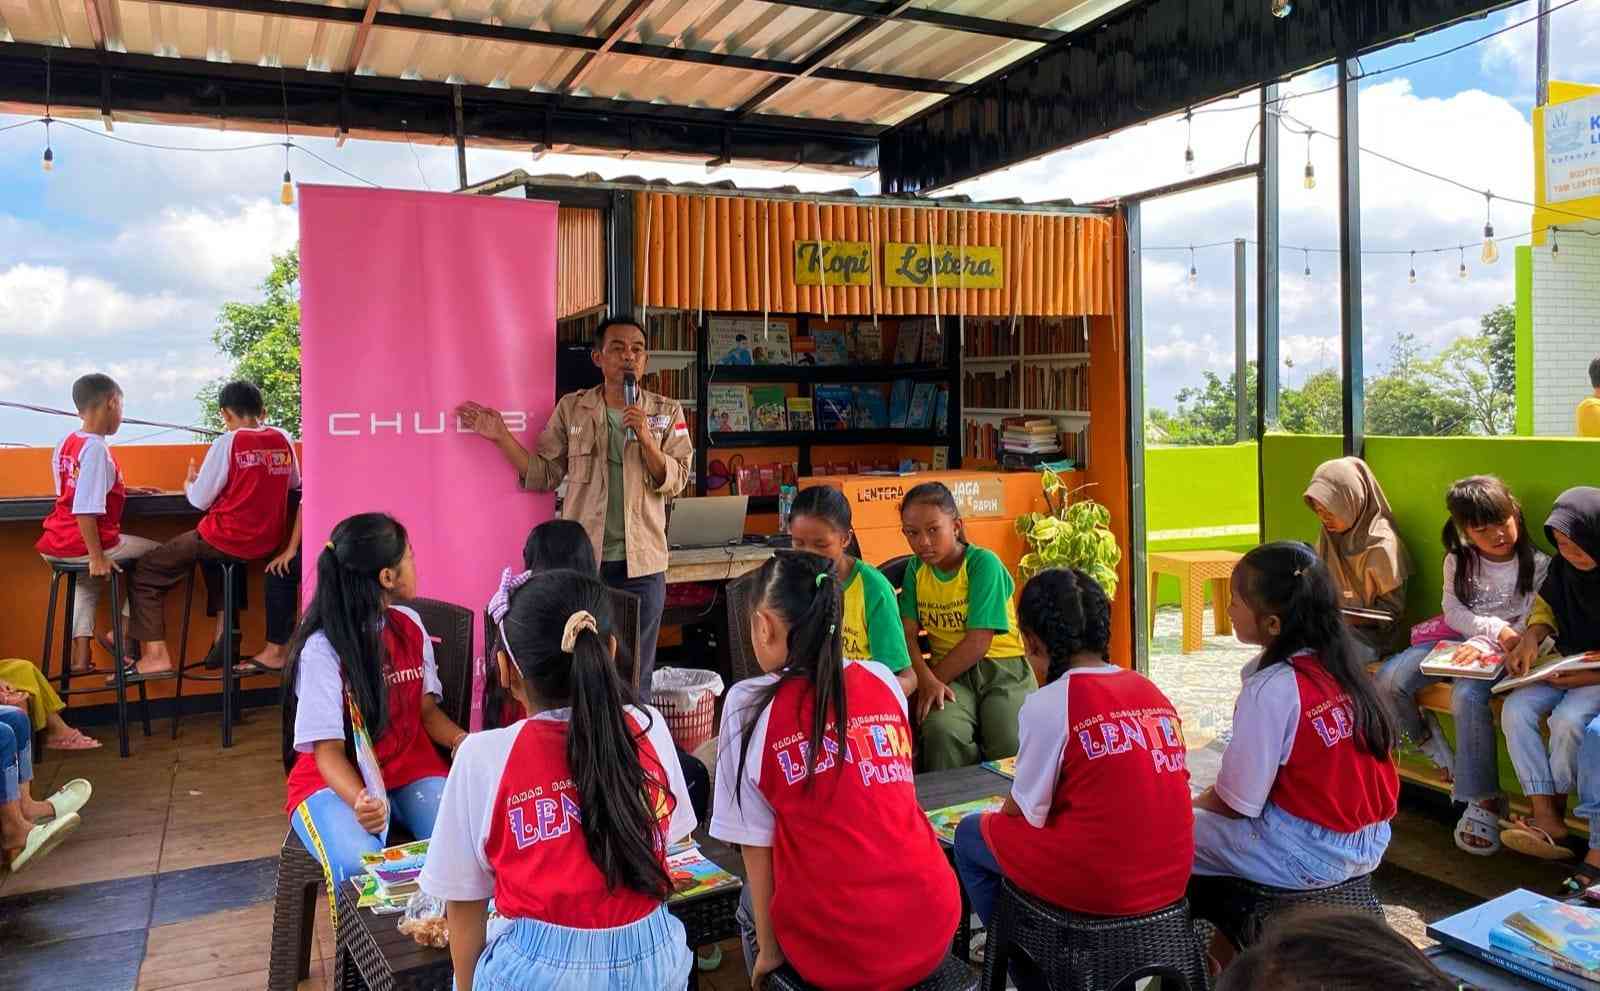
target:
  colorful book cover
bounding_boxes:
[853,385,890,429]
[932,446,949,470]
[667,847,742,901]
[889,380,912,429]
[907,383,937,429]
[850,321,884,363]
[933,388,949,433]
[1490,925,1600,986]
[349,875,412,913]
[786,397,815,431]
[920,321,945,364]
[1493,652,1600,695]
[347,695,390,839]
[750,386,789,431]
[707,385,752,433]
[893,319,927,365]
[982,756,1017,779]
[812,326,850,366]
[925,796,1005,844]
[708,316,762,365]
[1418,640,1505,681]
[792,336,817,366]
[751,323,793,365]
[1428,889,1598,991]
[360,839,428,873]
[814,385,854,430]
[1503,900,1600,974]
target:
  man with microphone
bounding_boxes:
[456,317,692,688]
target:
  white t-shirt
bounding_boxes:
[1008,664,1125,828]
[419,705,696,903]
[709,659,906,847]
[1213,654,1303,819]
[56,432,116,515]
[186,426,302,509]
[1441,550,1551,649]
[291,605,443,751]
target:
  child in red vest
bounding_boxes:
[123,381,299,678]
[953,568,1194,962]
[711,551,960,991]
[419,569,696,990]
[1190,541,1399,961]
[282,513,467,885]
[35,373,161,674]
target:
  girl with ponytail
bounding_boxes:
[282,513,465,884]
[710,551,959,991]
[1189,542,1399,962]
[418,569,696,991]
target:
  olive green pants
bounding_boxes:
[919,656,1036,771]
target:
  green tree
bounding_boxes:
[1426,334,1513,435]
[198,250,302,437]
[1479,302,1516,397]
[1149,363,1258,446]
[1278,369,1342,435]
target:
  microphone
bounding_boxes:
[622,372,639,444]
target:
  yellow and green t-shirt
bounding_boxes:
[840,559,911,672]
[1578,397,1600,438]
[898,545,1025,662]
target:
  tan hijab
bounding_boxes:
[1304,457,1412,609]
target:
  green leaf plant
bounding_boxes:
[1014,470,1122,597]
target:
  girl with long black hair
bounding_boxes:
[283,512,467,884]
[419,569,696,991]
[710,550,958,991]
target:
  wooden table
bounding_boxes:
[666,545,774,584]
[1146,550,1244,653]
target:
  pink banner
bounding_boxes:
[300,185,556,661]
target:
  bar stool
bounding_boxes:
[172,555,259,747]
[40,560,151,758]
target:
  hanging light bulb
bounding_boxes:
[1302,248,1311,279]
[41,142,53,172]
[1408,250,1417,285]
[41,57,54,173]
[1458,245,1468,280]
[1271,0,1295,17]
[1187,246,1198,286]
[1551,227,1560,258]
[1183,109,1195,175]
[1480,192,1499,264]
[1302,132,1316,190]
[280,169,294,206]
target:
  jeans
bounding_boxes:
[289,776,446,885]
[920,657,1037,771]
[474,903,690,991]
[1502,682,1600,797]
[600,563,666,692]
[42,534,161,639]
[1375,643,1501,802]
[263,549,302,645]
[1575,714,1600,851]
[0,706,33,804]
[1192,802,1391,890]
[952,813,1002,927]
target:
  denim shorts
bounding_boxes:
[472,903,692,991]
[1192,801,1391,890]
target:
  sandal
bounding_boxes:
[233,659,284,677]
[1500,816,1576,860]
[203,632,243,671]
[44,730,102,751]
[6,813,80,874]
[43,779,92,821]
[1454,803,1502,856]
[104,658,175,685]
[1562,862,1600,898]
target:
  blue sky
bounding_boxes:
[1,0,1597,447]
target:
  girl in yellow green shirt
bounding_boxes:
[898,482,1036,770]
[788,486,915,695]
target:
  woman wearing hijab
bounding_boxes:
[1499,488,1600,868]
[1303,457,1413,662]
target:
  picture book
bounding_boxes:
[749,386,789,431]
[751,323,793,365]
[786,397,815,431]
[1428,889,1600,991]
[792,336,817,366]
[1502,898,1600,975]
[850,321,884,363]
[812,326,850,366]
[710,316,792,365]
[347,695,389,839]
[853,385,890,429]
[360,839,428,874]
[982,756,1017,779]
[1489,926,1600,988]
[919,320,944,363]
[707,385,752,433]
[350,875,412,914]
[926,796,1005,844]
[892,320,926,365]
[1418,640,1505,680]
[907,383,938,430]
[815,385,854,430]
[933,388,949,433]
[932,446,949,470]
[888,380,911,428]
[667,847,742,902]
[1493,652,1600,695]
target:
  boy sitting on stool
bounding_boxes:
[122,382,299,680]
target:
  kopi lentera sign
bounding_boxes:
[1544,93,1600,204]
[791,239,1006,289]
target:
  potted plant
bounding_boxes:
[1015,469,1122,597]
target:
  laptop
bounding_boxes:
[668,495,748,549]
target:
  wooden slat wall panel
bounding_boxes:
[556,207,604,319]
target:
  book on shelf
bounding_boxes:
[932,446,949,470]
[645,309,696,352]
[640,367,696,406]
[892,319,926,365]
[814,385,855,430]
[889,380,912,429]
[850,321,884,363]
[1023,362,1090,411]
[920,320,945,364]
[963,317,1020,359]
[707,385,752,433]
[933,389,949,433]
[792,335,817,366]
[556,308,604,347]
[786,397,815,431]
[1023,315,1091,355]
[710,316,793,365]
[811,324,851,366]
[749,386,789,431]
[853,385,890,429]
[963,368,1018,410]
[1494,652,1600,694]
[1417,640,1505,680]
[908,383,938,430]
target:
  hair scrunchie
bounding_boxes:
[488,568,533,626]
[561,610,598,653]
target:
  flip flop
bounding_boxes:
[234,659,285,677]
[7,813,80,874]
[44,730,102,751]
[1500,818,1575,861]
[44,779,92,821]
[104,659,175,685]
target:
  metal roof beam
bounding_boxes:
[736,0,915,116]
[559,0,654,93]
[759,0,1065,44]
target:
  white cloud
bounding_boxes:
[0,351,230,446]
[1482,1,1600,88]
[0,264,205,338]
[112,199,300,296]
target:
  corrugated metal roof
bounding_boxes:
[0,0,1136,127]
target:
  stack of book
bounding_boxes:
[350,839,430,913]
[1002,418,1061,457]
[1430,889,1600,989]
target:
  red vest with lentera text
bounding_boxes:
[1267,656,1398,834]
[198,427,296,560]
[36,433,124,557]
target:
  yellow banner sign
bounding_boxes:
[884,243,1004,289]
[794,240,874,285]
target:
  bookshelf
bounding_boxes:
[959,316,1094,467]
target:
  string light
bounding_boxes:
[1302,248,1311,279]
[1458,245,1468,280]
[1183,109,1195,175]
[1408,250,1417,285]
[278,70,294,206]
[1551,227,1560,258]
[1187,245,1198,286]
[41,54,52,173]
[1302,132,1315,190]
[1480,192,1498,264]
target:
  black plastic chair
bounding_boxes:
[1187,871,1382,952]
[173,555,253,746]
[981,881,1207,991]
[403,597,474,729]
[769,953,975,991]
[610,587,643,695]
[267,829,325,991]
[878,553,914,591]
[40,560,150,757]
[724,569,763,684]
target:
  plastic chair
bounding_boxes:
[610,587,642,695]
[724,569,763,684]
[1187,871,1382,952]
[40,560,150,758]
[878,553,914,591]
[769,954,975,991]
[172,555,253,746]
[267,829,326,991]
[981,881,1207,991]
[402,597,474,729]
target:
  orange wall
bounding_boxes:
[1,444,281,709]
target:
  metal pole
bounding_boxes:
[1124,202,1150,675]
[1256,83,1280,539]
[1337,58,1364,458]
[1536,0,1551,107]
[453,84,468,189]
[1234,238,1248,443]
